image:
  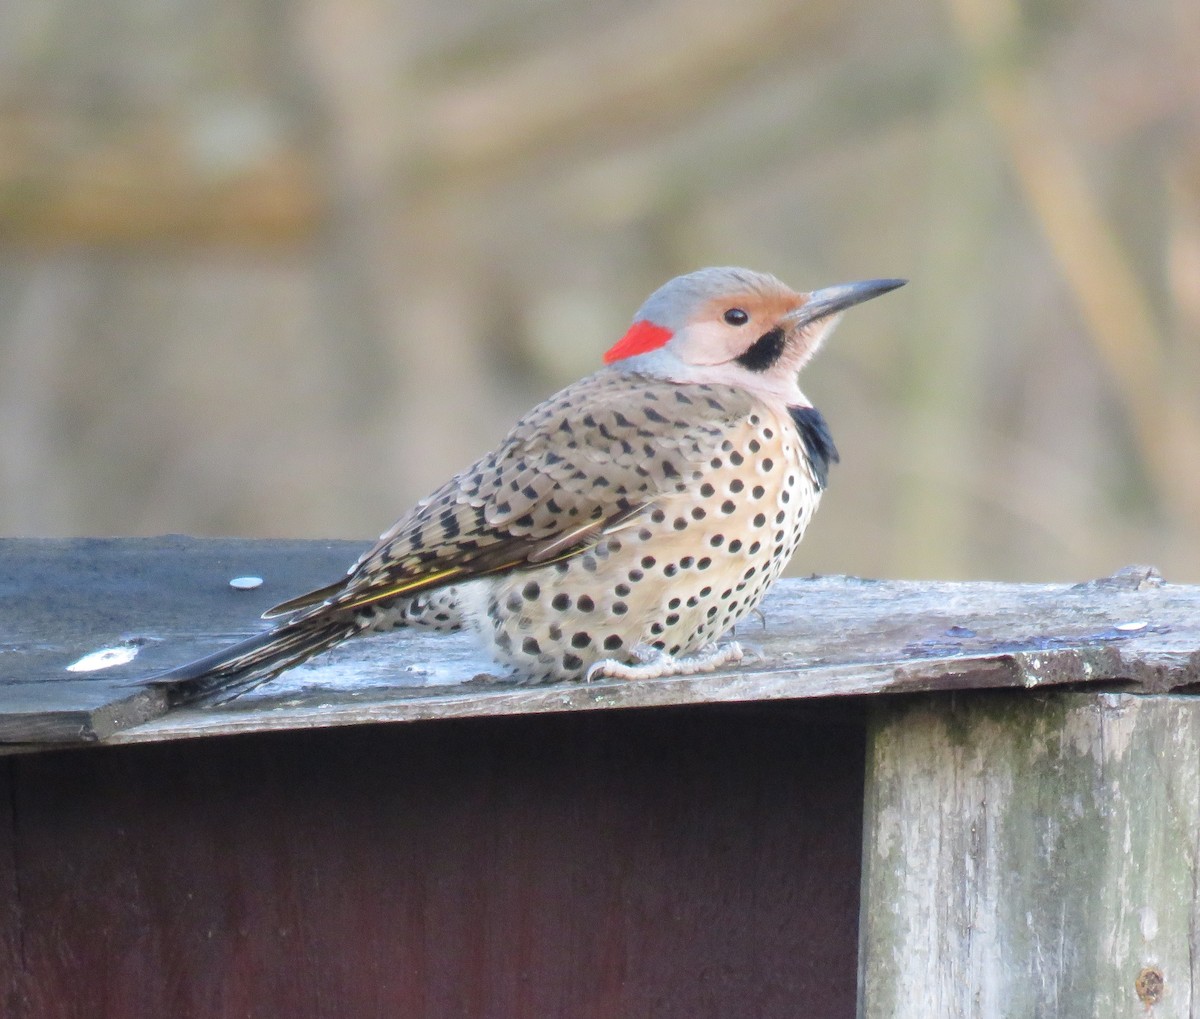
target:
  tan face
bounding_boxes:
[671,286,805,368]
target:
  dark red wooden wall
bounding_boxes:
[0,705,864,1018]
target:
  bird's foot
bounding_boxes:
[585,641,744,682]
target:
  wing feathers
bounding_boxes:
[264,372,752,620]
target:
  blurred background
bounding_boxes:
[1,0,1197,583]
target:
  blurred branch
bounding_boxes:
[0,110,321,245]
[413,0,837,176]
[944,0,1200,522]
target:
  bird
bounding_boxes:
[155,267,905,703]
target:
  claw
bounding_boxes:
[737,643,765,664]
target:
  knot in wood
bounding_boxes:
[1135,966,1164,1007]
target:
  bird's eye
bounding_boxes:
[723,308,749,326]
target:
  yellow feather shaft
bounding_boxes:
[336,566,465,611]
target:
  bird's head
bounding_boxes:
[604,267,905,404]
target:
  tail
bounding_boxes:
[152,610,360,705]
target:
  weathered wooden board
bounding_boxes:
[858,691,1200,1019]
[2,538,1199,748]
[0,537,367,744]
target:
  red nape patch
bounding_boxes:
[603,320,673,364]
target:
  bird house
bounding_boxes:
[2,537,1197,1017]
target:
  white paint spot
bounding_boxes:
[1140,906,1159,941]
[229,576,264,590]
[1116,620,1149,632]
[67,645,139,672]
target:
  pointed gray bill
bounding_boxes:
[785,278,907,328]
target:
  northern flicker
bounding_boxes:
[157,267,904,702]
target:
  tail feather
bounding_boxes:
[152,611,360,705]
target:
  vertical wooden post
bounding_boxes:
[858,691,1200,1018]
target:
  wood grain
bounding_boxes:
[859,691,1200,1018]
[3,538,1198,748]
